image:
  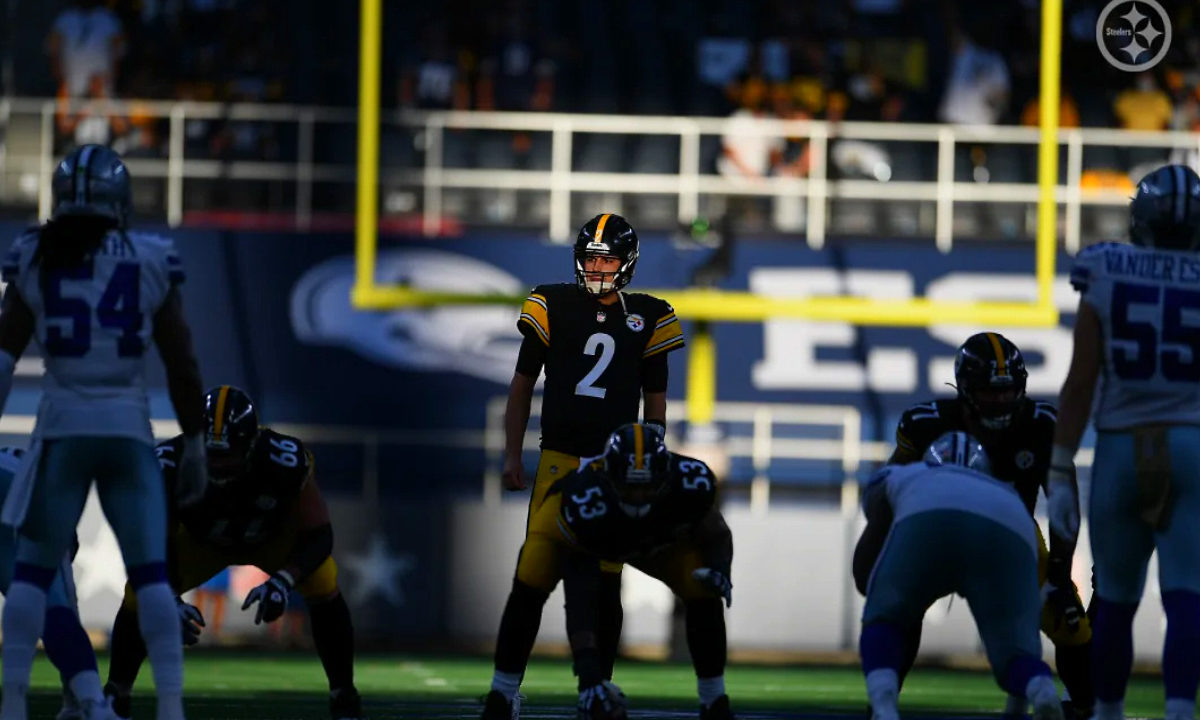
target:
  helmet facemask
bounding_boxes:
[962,383,1025,430]
[575,250,636,297]
[203,386,259,484]
[603,424,669,517]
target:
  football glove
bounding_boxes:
[1042,581,1086,636]
[176,596,205,646]
[242,570,295,624]
[577,680,627,720]
[1046,462,1080,545]
[692,567,733,608]
[177,433,209,508]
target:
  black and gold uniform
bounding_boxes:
[149,427,337,597]
[107,386,362,720]
[483,214,685,720]
[887,333,1092,718]
[559,451,718,598]
[516,281,683,589]
[522,282,683,459]
[558,424,735,720]
[892,396,1056,515]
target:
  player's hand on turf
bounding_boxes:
[502,453,526,491]
[576,680,627,720]
[692,567,733,608]
[177,433,209,508]
[1046,464,1080,544]
[176,596,205,646]
[242,570,295,624]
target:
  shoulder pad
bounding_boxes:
[894,401,951,456]
[2,229,39,284]
[669,453,717,512]
[254,429,313,493]
[1070,241,1123,293]
[154,436,184,467]
[127,231,185,285]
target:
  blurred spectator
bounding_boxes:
[55,72,129,150]
[399,23,470,111]
[46,0,126,99]
[717,81,784,180]
[938,31,1009,125]
[1113,73,1173,131]
[1020,92,1081,128]
[476,15,555,113]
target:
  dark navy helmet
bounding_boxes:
[1130,164,1200,251]
[51,144,132,228]
[924,431,991,475]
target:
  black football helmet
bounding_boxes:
[574,213,639,297]
[954,332,1028,431]
[602,423,670,517]
[1130,164,1200,251]
[204,385,259,481]
[924,431,991,475]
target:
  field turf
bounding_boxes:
[22,652,1167,719]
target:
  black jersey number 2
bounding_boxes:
[575,333,615,399]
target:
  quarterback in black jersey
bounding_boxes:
[484,214,685,719]
[105,386,363,720]
[561,424,735,720]
[887,333,1093,719]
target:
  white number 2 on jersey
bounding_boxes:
[575,333,615,399]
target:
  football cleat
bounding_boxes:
[602,423,671,517]
[1130,164,1200,250]
[573,213,639,296]
[102,683,131,720]
[203,385,260,481]
[953,332,1027,430]
[481,690,518,720]
[330,686,364,719]
[699,695,737,720]
[924,431,991,475]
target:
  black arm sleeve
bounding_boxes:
[641,352,669,393]
[515,333,547,377]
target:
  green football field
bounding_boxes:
[24,652,1166,719]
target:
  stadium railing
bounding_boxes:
[0,403,1094,511]
[2,97,1199,248]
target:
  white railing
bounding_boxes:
[0,399,1095,508]
[3,97,1199,249]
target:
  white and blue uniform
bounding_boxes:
[0,447,74,608]
[0,227,184,569]
[1070,241,1200,602]
[862,462,1042,682]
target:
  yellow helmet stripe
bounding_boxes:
[593,213,612,244]
[986,332,1008,376]
[633,424,644,470]
[211,385,231,437]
